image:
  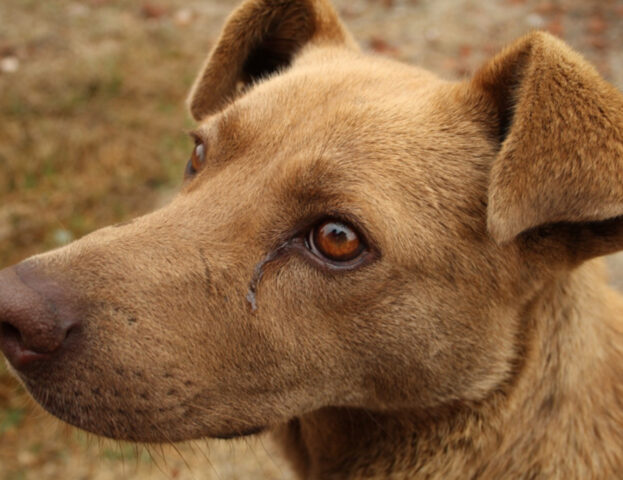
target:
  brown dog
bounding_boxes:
[1,0,623,478]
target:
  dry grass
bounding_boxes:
[0,0,216,267]
[1,0,622,478]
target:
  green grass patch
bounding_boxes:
[0,407,26,433]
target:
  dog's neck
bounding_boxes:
[274,259,623,479]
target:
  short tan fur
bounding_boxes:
[1,1,623,478]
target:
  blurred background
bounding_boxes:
[0,0,622,478]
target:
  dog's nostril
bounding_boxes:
[64,323,80,342]
[1,322,23,346]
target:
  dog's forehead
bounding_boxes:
[240,49,443,125]
[188,49,492,219]
[194,49,456,169]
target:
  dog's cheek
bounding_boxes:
[355,276,521,410]
[231,258,386,408]
[259,253,522,412]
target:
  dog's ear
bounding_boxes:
[188,0,356,120]
[472,32,623,259]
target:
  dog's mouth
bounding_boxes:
[21,378,185,442]
[16,367,270,443]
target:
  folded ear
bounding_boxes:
[472,32,623,259]
[188,0,357,120]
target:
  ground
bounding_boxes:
[1,0,622,478]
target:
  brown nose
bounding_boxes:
[0,263,80,369]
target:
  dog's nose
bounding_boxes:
[0,264,80,369]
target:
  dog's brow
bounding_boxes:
[280,157,380,242]
[192,110,244,156]
[191,121,218,145]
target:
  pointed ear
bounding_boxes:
[187,0,357,120]
[472,32,623,258]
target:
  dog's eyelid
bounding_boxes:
[280,212,381,270]
[314,212,379,254]
[188,130,205,146]
[183,132,209,180]
[308,219,364,262]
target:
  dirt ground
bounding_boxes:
[1,0,623,479]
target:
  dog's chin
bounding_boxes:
[19,377,267,443]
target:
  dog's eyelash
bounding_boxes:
[188,130,204,145]
[307,219,365,263]
[274,213,380,272]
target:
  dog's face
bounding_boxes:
[2,0,623,443]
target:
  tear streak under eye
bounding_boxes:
[246,241,292,313]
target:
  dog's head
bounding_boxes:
[1,0,623,442]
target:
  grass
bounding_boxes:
[0,0,207,267]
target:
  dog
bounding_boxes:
[1,0,623,478]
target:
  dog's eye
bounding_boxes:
[308,220,365,263]
[185,141,206,177]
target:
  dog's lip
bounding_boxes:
[11,349,51,368]
[0,331,53,370]
[292,236,378,271]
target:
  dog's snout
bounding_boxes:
[0,265,80,369]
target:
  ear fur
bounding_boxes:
[472,32,623,253]
[188,0,357,120]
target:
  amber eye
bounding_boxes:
[185,141,206,177]
[308,220,365,263]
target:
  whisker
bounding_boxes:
[258,434,288,477]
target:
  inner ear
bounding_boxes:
[243,40,291,82]
[241,16,314,83]
[492,65,523,143]
[476,47,531,143]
